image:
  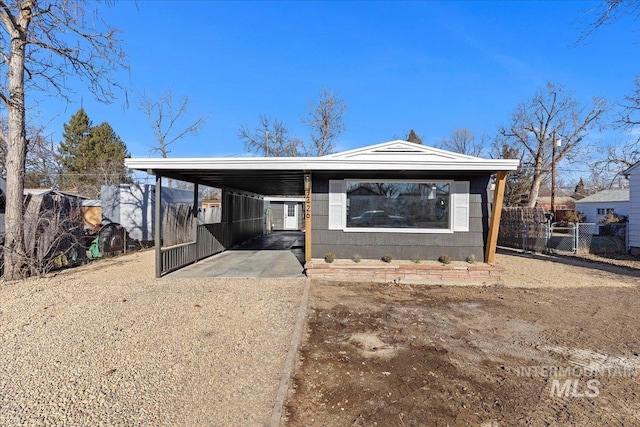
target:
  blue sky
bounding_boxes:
[32,1,640,164]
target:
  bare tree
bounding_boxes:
[440,128,485,157]
[499,83,606,208]
[491,139,534,207]
[21,192,84,277]
[25,126,59,188]
[139,90,207,158]
[91,156,132,196]
[593,139,640,184]
[239,114,301,157]
[619,76,640,129]
[0,1,125,280]
[302,89,346,156]
[0,117,59,186]
[585,78,640,186]
[578,0,640,43]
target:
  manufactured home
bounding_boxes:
[125,140,519,277]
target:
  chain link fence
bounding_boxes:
[498,207,627,255]
[576,223,598,252]
[548,222,576,253]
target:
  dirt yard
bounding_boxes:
[285,250,640,426]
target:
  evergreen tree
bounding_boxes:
[89,121,131,187]
[57,109,130,198]
[57,108,91,189]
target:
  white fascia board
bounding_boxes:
[125,157,520,172]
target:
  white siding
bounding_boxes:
[630,171,640,249]
[574,200,630,223]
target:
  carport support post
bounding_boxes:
[193,182,199,255]
[304,173,312,262]
[155,173,162,278]
[485,171,507,264]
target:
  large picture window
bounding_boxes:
[345,181,451,230]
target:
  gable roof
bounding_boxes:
[125,140,520,195]
[574,189,629,204]
[324,140,482,161]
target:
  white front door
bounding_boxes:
[284,202,298,230]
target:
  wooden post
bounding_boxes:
[304,173,312,262]
[485,171,507,264]
[155,173,162,278]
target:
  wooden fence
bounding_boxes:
[498,207,548,252]
[159,192,263,276]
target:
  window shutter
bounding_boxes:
[328,180,345,230]
[453,181,470,232]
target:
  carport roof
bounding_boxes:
[125,140,520,195]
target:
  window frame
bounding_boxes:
[341,179,455,234]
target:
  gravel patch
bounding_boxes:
[495,247,640,288]
[0,250,306,426]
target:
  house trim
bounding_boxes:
[330,178,460,234]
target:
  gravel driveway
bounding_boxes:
[0,250,307,426]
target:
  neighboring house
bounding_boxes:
[535,196,576,211]
[574,189,630,223]
[126,140,520,276]
[624,163,640,255]
[264,196,305,231]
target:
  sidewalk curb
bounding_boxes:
[268,278,311,427]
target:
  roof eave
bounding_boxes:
[125,158,520,173]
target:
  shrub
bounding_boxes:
[564,210,585,224]
[438,255,451,264]
[466,254,476,264]
[411,256,421,264]
[324,252,336,263]
[352,253,361,263]
[381,253,393,263]
[601,211,623,224]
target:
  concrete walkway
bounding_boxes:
[166,231,306,279]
